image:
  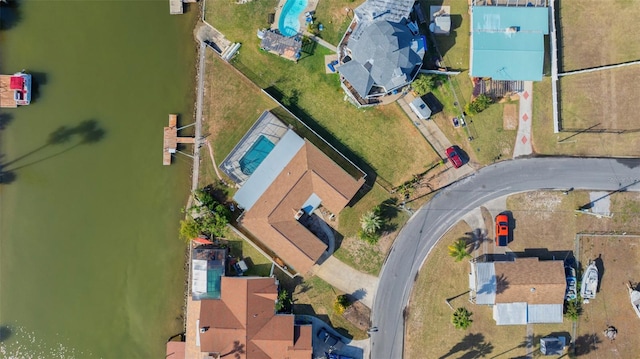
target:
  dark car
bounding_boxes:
[495,214,509,246]
[446,146,463,168]
[317,328,343,350]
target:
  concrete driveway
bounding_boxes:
[297,315,369,359]
[312,256,378,308]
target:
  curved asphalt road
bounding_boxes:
[370,157,640,359]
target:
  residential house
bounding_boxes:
[222,112,365,274]
[469,257,565,325]
[337,0,426,106]
[469,1,549,81]
[198,276,312,359]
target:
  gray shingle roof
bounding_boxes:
[339,20,425,98]
[354,0,414,23]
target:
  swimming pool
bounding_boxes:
[239,135,276,175]
[278,0,308,37]
[205,267,223,299]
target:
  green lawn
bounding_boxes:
[419,0,470,71]
[225,231,273,277]
[291,275,368,340]
[205,0,437,186]
[313,0,366,46]
[334,184,408,275]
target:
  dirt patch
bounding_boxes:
[342,300,371,332]
[502,103,518,130]
[576,235,640,359]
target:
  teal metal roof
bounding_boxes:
[471,6,549,81]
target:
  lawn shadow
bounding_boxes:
[439,333,492,359]
[379,197,400,232]
[242,256,272,277]
[293,303,354,339]
[574,333,601,356]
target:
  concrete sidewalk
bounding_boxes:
[311,256,378,308]
[513,81,533,157]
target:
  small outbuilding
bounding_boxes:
[258,29,302,62]
[540,336,565,356]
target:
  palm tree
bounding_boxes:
[361,210,382,235]
[452,307,473,330]
[448,238,471,262]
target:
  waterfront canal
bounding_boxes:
[0,1,197,357]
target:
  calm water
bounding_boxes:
[0,1,196,358]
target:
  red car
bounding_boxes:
[495,214,509,246]
[445,146,463,168]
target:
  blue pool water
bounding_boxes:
[239,135,276,175]
[206,267,224,299]
[278,0,308,37]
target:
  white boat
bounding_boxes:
[627,282,640,318]
[580,261,598,301]
[10,71,32,106]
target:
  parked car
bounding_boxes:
[317,328,343,350]
[495,214,509,246]
[445,146,463,168]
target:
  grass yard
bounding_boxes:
[404,221,563,358]
[225,231,274,277]
[419,0,470,71]
[560,66,640,131]
[335,185,409,275]
[205,0,437,186]
[313,0,366,46]
[531,77,640,157]
[576,235,640,358]
[407,190,640,357]
[559,0,640,72]
[289,275,369,340]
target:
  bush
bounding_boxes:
[564,298,582,321]
[464,94,493,115]
[412,74,444,96]
[333,294,351,315]
[358,229,380,245]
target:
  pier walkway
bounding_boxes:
[0,75,18,108]
[163,114,196,165]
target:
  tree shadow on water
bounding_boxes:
[0,119,106,178]
[0,325,11,342]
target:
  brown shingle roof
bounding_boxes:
[199,277,312,359]
[494,258,566,305]
[241,140,364,273]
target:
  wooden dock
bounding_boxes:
[163,114,196,165]
[0,75,17,108]
[169,0,183,14]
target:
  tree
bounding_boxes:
[412,74,437,96]
[333,294,351,315]
[565,298,582,321]
[275,289,292,313]
[452,307,473,330]
[179,217,201,242]
[448,238,471,262]
[361,207,382,234]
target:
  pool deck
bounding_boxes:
[272,0,320,34]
